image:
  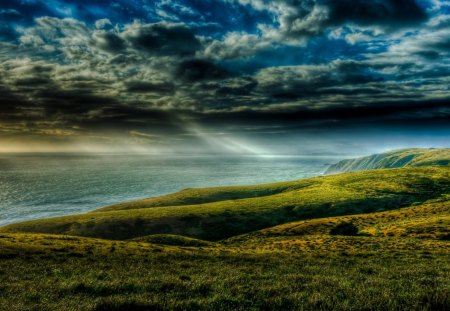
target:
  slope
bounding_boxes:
[224,197,450,253]
[325,148,450,175]
[1,166,449,241]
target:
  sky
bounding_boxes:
[0,0,449,155]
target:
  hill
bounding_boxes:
[325,148,450,175]
[1,160,450,310]
[1,194,449,310]
[224,198,450,253]
[2,166,449,241]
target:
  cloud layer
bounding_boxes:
[0,0,449,152]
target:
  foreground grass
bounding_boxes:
[0,233,449,311]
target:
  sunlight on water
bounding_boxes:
[0,153,342,225]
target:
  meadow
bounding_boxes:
[1,149,449,310]
[1,231,449,311]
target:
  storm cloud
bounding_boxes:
[122,22,202,56]
[0,0,449,152]
[230,0,427,38]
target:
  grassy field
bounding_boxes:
[2,167,449,241]
[0,232,449,311]
[326,148,450,174]
[1,161,449,310]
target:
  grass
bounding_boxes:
[1,159,449,310]
[326,148,450,174]
[132,234,214,247]
[221,199,450,254]
[2,166,449,241]
[0,233,449,311]
[232,198,450,240]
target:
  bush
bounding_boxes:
[330,222,359,236]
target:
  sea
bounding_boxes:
[0,153,344,226]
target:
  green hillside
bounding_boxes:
[224,198,450,253]
[2,166,449,241]
[96,180,311,212]
[325,148,450,174]
[1,194,449,311]
[1,152,450,310]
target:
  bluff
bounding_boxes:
[325,148,450,174]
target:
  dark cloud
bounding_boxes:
[13,77,54,87]
[197,98,450,129]
[216,77,258,96]
[123,22,202,56]
[236,0,427,39]
[92,31,125,53]
[0,86,29,117]
[414,50,440,60]
[125,81,175,94]
[325,0,427,27]
[175,59,230,82]
[35,89,111,112]
[252,60,385,102]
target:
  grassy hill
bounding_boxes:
[224,198,450,253]
[325,148,450,174]
[2,166,449,241]
[1,198,449,310]
[1,152,450,310]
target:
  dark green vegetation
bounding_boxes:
[0,234,448,311]
[329,221,359,236]
[325,148,450,174]
[133,234,214,247]
[1,149,449,310]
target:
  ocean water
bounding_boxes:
[0,153,342,226]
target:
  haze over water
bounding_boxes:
[0,153,342,226]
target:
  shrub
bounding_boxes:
[330,222,359,236]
